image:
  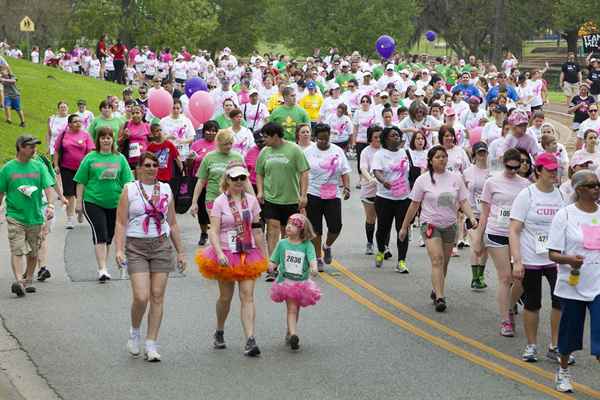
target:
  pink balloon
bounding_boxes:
[185,108,201,129]
[189,91,215,124]
[468,126,483,146]
[148,88,173,119]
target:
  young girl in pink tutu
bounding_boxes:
[269,213,321,350]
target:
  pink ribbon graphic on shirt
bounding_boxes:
[142,194,169,235]
[334,121,348,135]
[320,154,340,178]
[390,159,409,196]
[360,115,375,128]
[176,126,186,139]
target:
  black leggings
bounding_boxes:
[306,194,343,235]
[356,142,368,175]
[197,187,209,225]
[113,59,126,84]
[522,267,561,311]
[83,201,117,245]
[375,196,411,261]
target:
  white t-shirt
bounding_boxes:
[134,54,147,72]
[242,102,269,131]
[548,204,600,301]
[125,181,172,238]
[77,110,95,130]
[510,185,566,265]
[145,59,158,76]
[529,79,544,108]
[48,115,69,155]
[488,136,506,171]
[89,59,101,78]
[305,144,351,199]
[398,116,442,148]
[459,108,486,130]
[516,85,534,113]
[172,61,188,80]
[31,50,39,64]
[371,148,411,200]
[230,126,255,157]
[577,117,600,139]
[159,115,195,157]
[353,108,377,143]
[572,149,600,170]
[559,180,574,205]
[463,164,491,216]
[446,146,470,173]
[326,114,353,144]
[482,121,502,144]
[408,148,427,169]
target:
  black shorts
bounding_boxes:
[197,187,209,225]
[60,167,77,197]
[262,200,298,226]
[522,267,561,311]
[306,194,342,235]
[82,201,117,245]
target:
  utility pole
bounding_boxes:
[491,0,504,66]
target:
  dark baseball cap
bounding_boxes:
[16,135,42,147]
[495,104,508,113]
[472,141,488,153]
[77,99,87,105]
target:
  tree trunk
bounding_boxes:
[564,29,578,54]
[491,0,504,66]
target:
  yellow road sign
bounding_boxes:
[20,16,35,32]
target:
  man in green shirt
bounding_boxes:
[0,135,54,297]
[335,61,355,92]
[269,87,310,141]
[256,122,309,281]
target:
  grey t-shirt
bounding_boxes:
[1,74,19,97]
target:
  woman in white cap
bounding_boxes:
[241,88,269,132]
[196,161,267,357]
[509,153,569,364]
[319,83,342,122]
[559,154,593,203]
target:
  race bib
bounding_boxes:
[227,230,238,253]
[284,249,305,276]
[129,142,141,158]
[320,183,337,200]
[497,207,511,226]
[99,168,118,180]
[535,232,549,254]
[474,193,482,208]
[582,224,600,250]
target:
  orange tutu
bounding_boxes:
[196,246,268,281]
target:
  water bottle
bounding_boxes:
[568,269,580,286]
[119,259,128,280]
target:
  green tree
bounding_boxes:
[262,0,418,57]
[68,0,218,50]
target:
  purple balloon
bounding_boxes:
[425,31,437,42]
[375,35,396,59]
[184,77,208,98]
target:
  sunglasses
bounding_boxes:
[590,109,598,113]
[143,163,158,168]
[361,100,370,103]
[229,175,247,182]
[505,164,521,171]
[581,182,600,189]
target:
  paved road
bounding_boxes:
[0,116,598,400]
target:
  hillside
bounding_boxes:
[1,57,123,162]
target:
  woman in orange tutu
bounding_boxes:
[196,161,267,356]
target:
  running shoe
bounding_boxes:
[213,330,226,349]
[37,267,51,282]
[451,247,459,257]
[98,271,111,283]
[127,329,141,356]
[522,344,538,362]
[265,271,276,282]
[24,284,36,293]
[322,246,332,265]
[11,282,25,298]
[434,298,447,312]
[395,260,409,274]
[471,279,486,291]
[289,334,300,350]
[317,259,324,272]
[547,346,575,365]
[457,240,466,249]
[500,320,514,337]
[144,341,161,362]
[374,252,384,268]
[430,290,436,302]
[384,247,392,260]
[65,216,74,230]
[417,238,425,247]
[476,274,487,289]
[365,243,374,255]
[463,239,470,247]
[244,336,260,357]
[198,232,208,246]
[555,368,573,393]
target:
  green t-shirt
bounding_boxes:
[372,65,384,81]
[214,113,248,130]
[270,239,316,282]
[73,151,134,209]
[89,116,125,141]
[33,154,56,206]
[335,73,355,92]
[197,151,244,202]
[269,106,310,141]
[0,159,53,225]
[255,141,309,205]
[276,61,287,72]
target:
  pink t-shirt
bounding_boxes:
[503,133,540,157]
[481,172,530,236]
[244,145,261,185]
[410,171,468,228]
[210,193,261,251]
[190,139,216,177]
[462,165,491,216]
[124,120,151,163]
[446,146,470,173]
[54,129,95,170]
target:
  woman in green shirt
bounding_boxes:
[190,129,245,217]
[74,126,134,282]
[88,99,124,141]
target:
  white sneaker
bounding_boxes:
[65,216,74,229]
[98,270,111,282]
[127,329,141,356]
[144,341,161,362]
[555,367,573,393]
[522,344,538,362]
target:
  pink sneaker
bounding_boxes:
[500,320,514,337]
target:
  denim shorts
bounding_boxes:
[3,96,21,111]
[557,295,600,357]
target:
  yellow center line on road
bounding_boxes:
[330,260,600,399]
[320,273,572,399]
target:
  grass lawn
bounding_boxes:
[1,57,123,163]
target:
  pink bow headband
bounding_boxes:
[288,213,305,230]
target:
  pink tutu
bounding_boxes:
[270,279,321,307]
[196,246,267,281]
